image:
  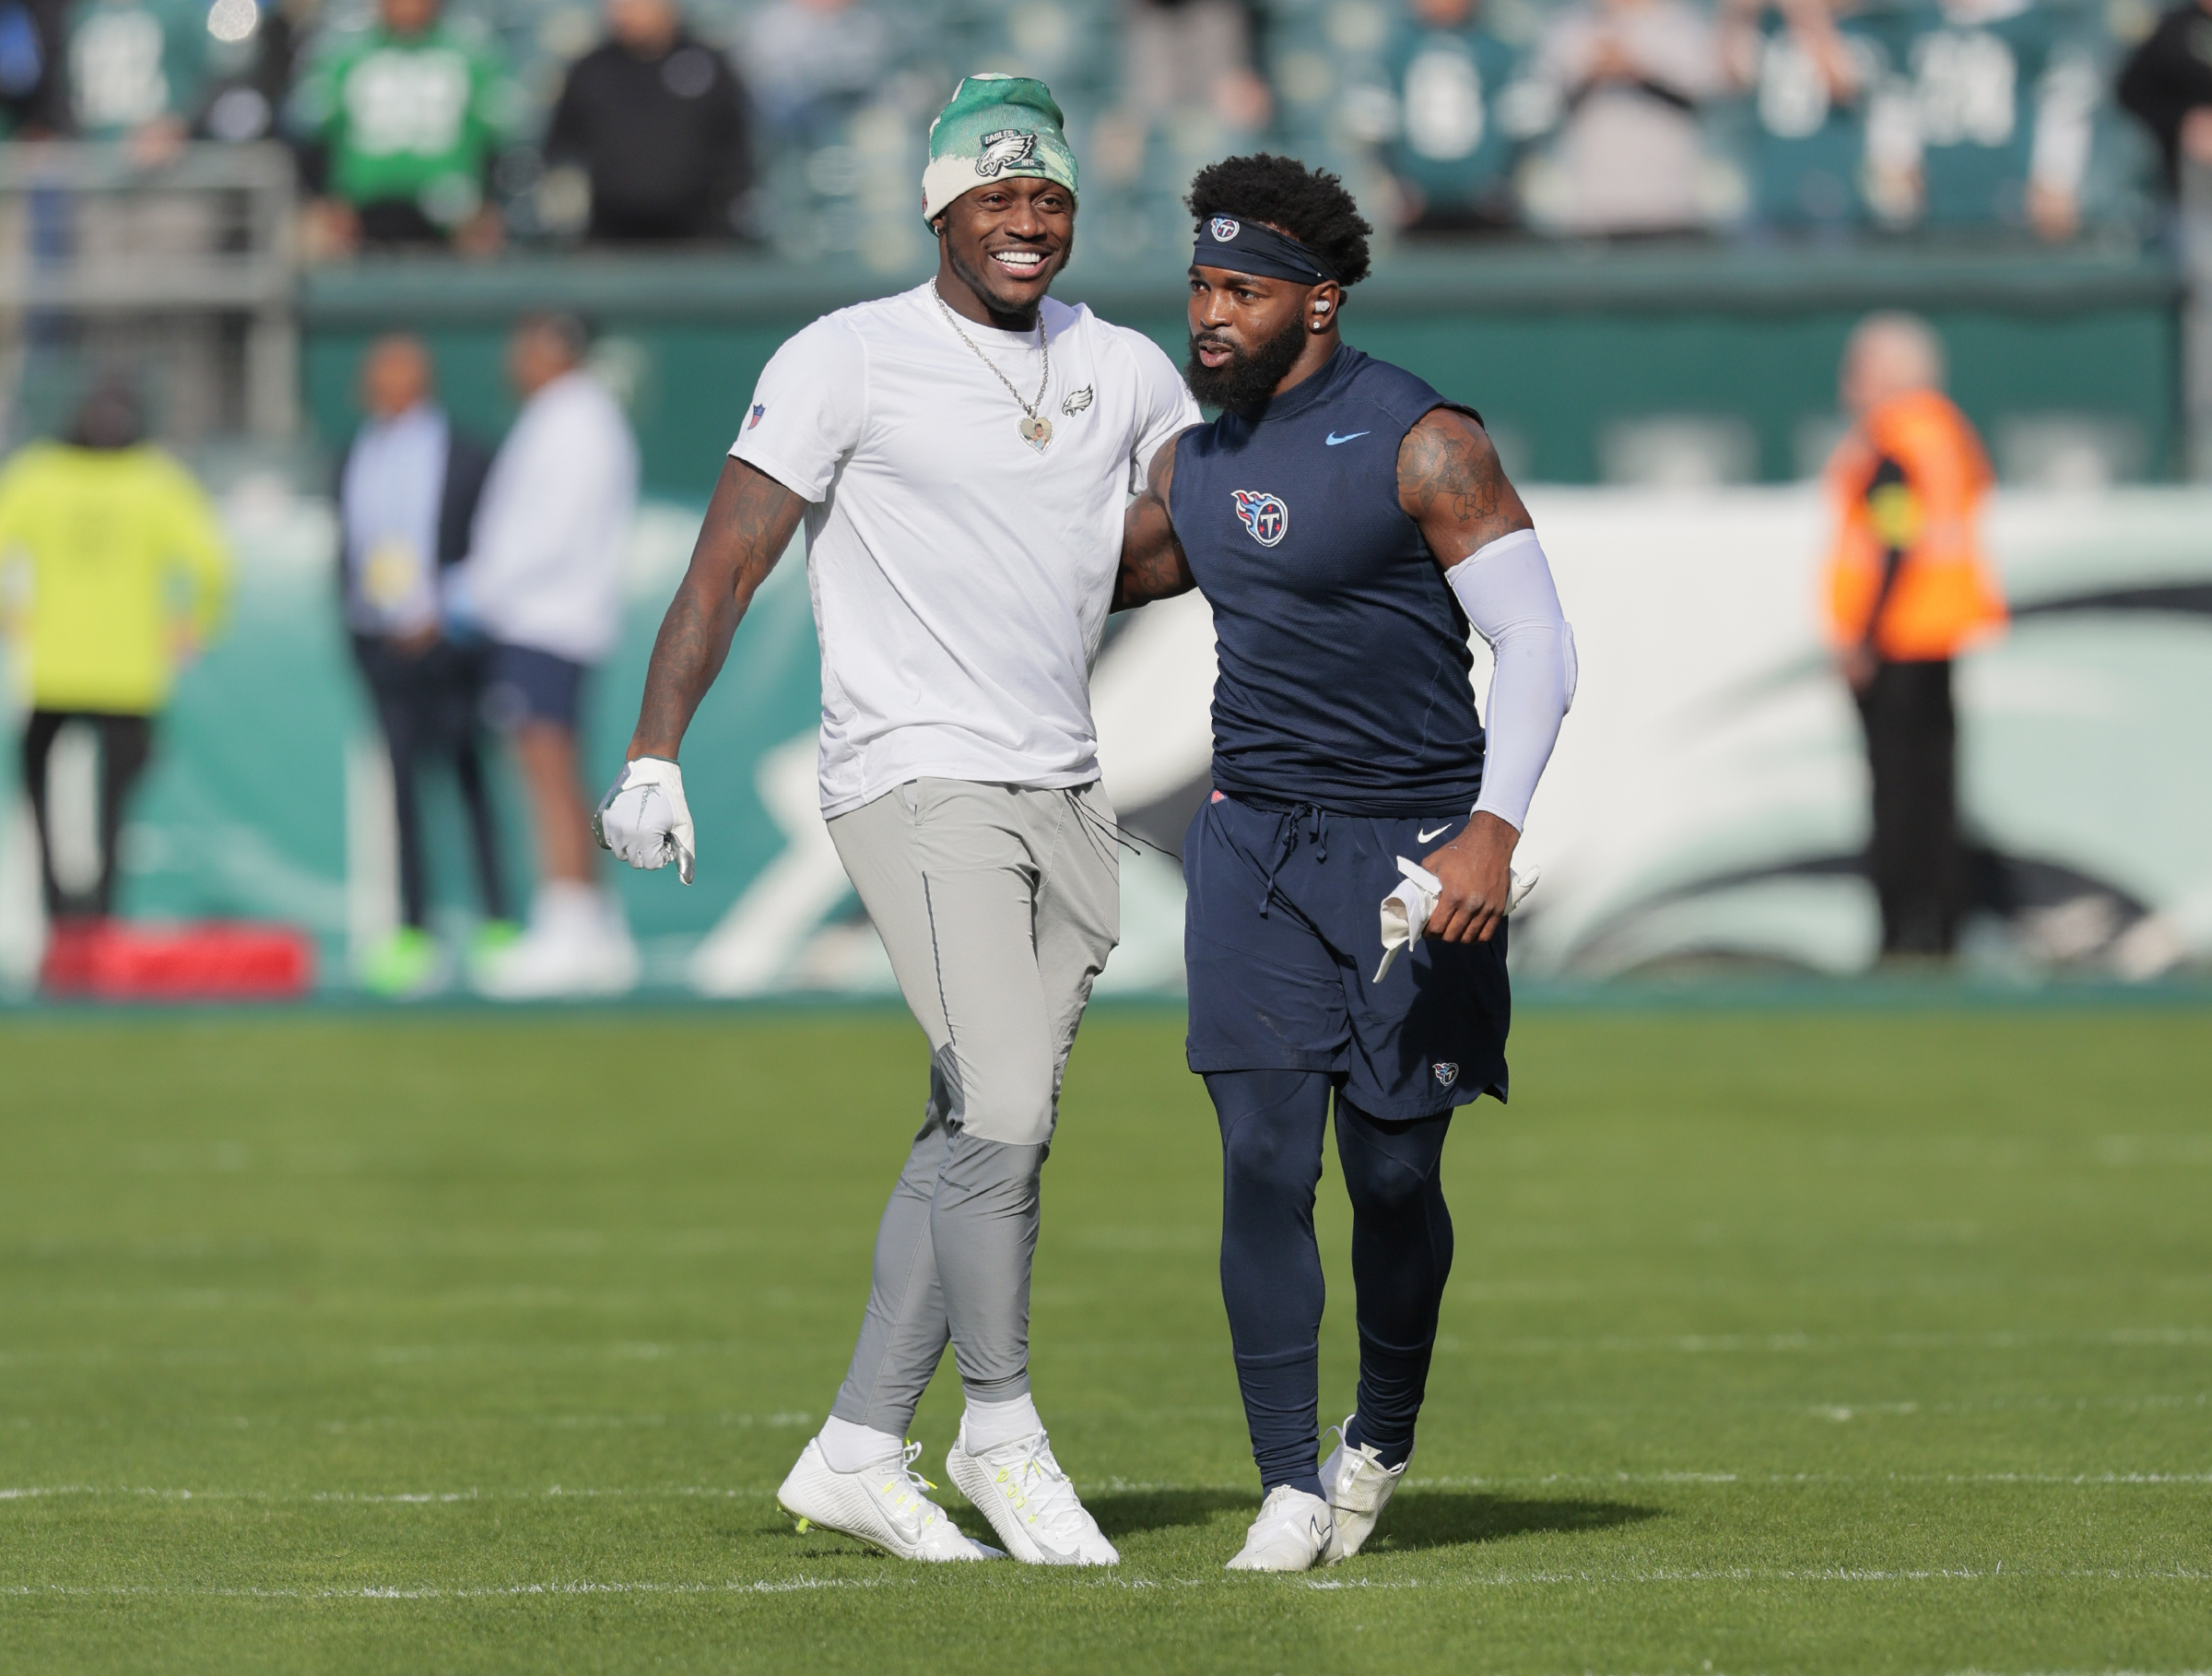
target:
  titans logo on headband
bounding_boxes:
[1232,490,1288,548]
[1210,216,1241,242]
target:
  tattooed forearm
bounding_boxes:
[1112,433,1197,611]
[1396,408,1533,569]
[627,457,806,760]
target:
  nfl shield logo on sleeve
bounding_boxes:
[747,403,765,430]
[1231,490,1288,548]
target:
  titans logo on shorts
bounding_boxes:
[1184,791,1510,1118]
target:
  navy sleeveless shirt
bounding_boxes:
[1171,344,1486,816]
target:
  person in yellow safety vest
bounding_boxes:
[1823,312,2007,960]
[0,379,230,929]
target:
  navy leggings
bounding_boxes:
[1206,1068,1455,1498]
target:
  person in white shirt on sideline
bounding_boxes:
[450,313,641,997]
[594,74,1198,1564]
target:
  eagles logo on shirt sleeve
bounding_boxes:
[975,129,1038,177]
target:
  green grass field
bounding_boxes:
[2,1005,2208,1673]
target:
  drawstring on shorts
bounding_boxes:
[1064,787,1178,865]
[1248,797,1330,918]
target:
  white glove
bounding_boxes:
[593,756,695,884]
[1374,855,1537,982]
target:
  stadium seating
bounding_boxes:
[339,0,2167,259]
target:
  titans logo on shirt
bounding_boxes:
[1232,490,1288,548]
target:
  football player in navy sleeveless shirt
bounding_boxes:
[1115,155,1578,1571]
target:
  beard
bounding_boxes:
[1184,313,1309,415]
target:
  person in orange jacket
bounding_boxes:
[1824,313,2006,959]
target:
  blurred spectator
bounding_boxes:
[1117,0,1272,132]
[1823,314,2006,961]
[1528,0,1727,234]
[289,0,513,257]
[450,315,639,998]
[0,0,70,136]
[1724,0,1880,230]
[65,0,203,162]
[0,377,229,936]
[1090,0,1270,192]
[1861,0,2098,241]
[2116,0,2212,200]
[64,0,291,159]
[741,0,896,150]
[194,0,308,148]
[339,335,511,997]
[1378,0,1524,233]
[545,0,752,242]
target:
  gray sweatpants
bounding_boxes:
[824,778,1121,1434]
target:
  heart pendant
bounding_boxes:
[1019,415,1053,453]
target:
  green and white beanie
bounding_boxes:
[922,74,1078,226]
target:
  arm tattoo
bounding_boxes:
[1112,432,1197,611]
[1396,408,1534,570]
[628,457,806,760]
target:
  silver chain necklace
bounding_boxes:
[932,282,1053,454]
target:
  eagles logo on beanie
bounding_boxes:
[922,74,1078,226]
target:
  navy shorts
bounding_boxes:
[1184,790,1511,1119]
[483,643,588,733]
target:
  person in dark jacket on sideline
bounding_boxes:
[338,335,512,996]
[545,0,752,242]
[2117,0,2212,199]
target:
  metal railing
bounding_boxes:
[0,141,297,440]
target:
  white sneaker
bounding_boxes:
[775,1438,999,1562]
[945,1424,1120,1565]
[1225,1484,1335,1572]
[474,885,639,998]
[1318,1415,1408,1562]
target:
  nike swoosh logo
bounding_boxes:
[1417,823,1453,843]
[1325,431,1370,446]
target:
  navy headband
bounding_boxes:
[1191,214,1337,285]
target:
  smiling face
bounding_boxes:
[1185,262,1336,414]
[934,175,1075,329]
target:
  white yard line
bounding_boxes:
[1488,1328,2212,1356]
[6,1568,2208,1602]
[6,1470,2209,1505]
[1,1577,898,1599]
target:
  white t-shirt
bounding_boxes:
[457,370,640,665]
[731,282,1199,817]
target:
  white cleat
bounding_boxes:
[1225,1484,1335,1572]
[775,1438,1000,1562]
[945,1424,1120,1565]
[1318,1416,1409,1562]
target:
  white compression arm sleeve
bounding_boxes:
[1445,527,1576,833]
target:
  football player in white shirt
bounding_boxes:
[594,74,1198,1565]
